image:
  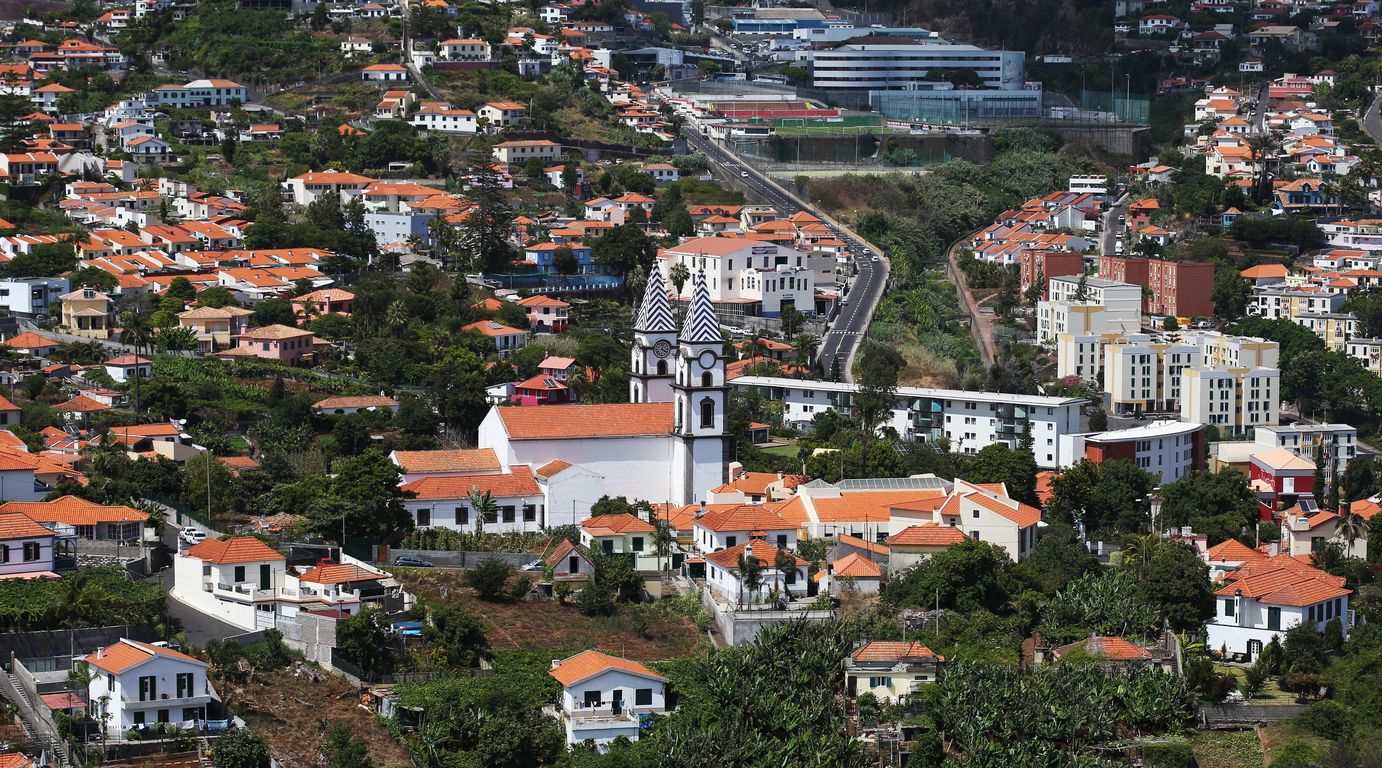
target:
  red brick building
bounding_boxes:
[1097,256,1214,317]
[1019,251,1084,299]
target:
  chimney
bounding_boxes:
[96,647,104,659]
[1269,542,1280,557]
[695,501,706,519]
[744,541,753,559]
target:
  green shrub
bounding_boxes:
[464,558,515,602]
[1296,699,1351,740]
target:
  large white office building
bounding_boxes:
[793,36,1025,91]
[729,376,1085,469]
[658,238,816,318]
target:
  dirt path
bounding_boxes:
[945,233,998,367]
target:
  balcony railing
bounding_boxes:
[124,689,211,705]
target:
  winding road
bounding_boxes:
[1362,93,1382,146]
[679,128,888,382]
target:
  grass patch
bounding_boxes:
[1190,729,1264,768]
[760,443,798,458]
[1214,663,1297,705]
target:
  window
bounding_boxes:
[1224,599,1234,617]
[484,507,498,525]
[776,534,787,547]
[502,506,515,524]
[868,676,892,689]
[0,545,8,563]
[631,536,644,552]
[416,508,430,527]
[568,556,580,573]
[176,672,194,698]
[523,505,537,522]
[700,397,714,428]
[972,509,979,518]
[233,565,245,582]
[456,507,469,525]
[583,691,601,708]
[635,688,652,706]
[1267,606,1281,631]
[138,675,157,702]
[701,371,713,388]
[726,536,737,548]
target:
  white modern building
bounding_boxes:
[0,277,68,318]
[729,376,1085,469]
[1255,423,1357,484]
[170,537,289,631]
[1182,366,1280,433]
[658,238,815,318]
[85,639,215,732]
[548,650,668,751]
[1059,420,1205,485]
[793,36,1025,91]
[146,79,246,108]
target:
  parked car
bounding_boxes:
[394,556,433,567]
[520,559,545,572]
[180,528,206,545]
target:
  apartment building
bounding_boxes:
[1056,331,1149,381]
[1097,256,1214,317]
[147,79,246,108]
[1198,332,1280,369]
[1103,337,1202,414]
[1182,366,1280,433]
[1039,275,1143,345]
[793,36,1025,92]
[658,238,815,317]
[1018,250,1083,299]
[1346,336,1382,374]
[729,375,1085,469]
[1255,423,1357,484]
[1059,420,1207,484]
[1252,284,1346,320]
[1292,312,1357,351]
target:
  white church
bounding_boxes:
[475,269,730,515]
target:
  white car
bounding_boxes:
[181,528,207,545]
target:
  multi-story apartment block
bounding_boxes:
[1254,424,1357,485]
[729,376,1085,469]
[1182,366,1280,433]
[1097,256,1214,317]
[1346,336,1382,374]
[1251,284,1346,320]
[1059,420,1206,484]
[1103,337,1202,414]
[1292,312,1358,351]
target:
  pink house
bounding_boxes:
[219,324,316,364]
[293,288,354,320]
[510,373,573,405]
[516,295,570,332]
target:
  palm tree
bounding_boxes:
[737,553,763,609]
[468,489,497,537]
[772,547,797,602]
[1335,504,1366,557]
[652,519,673,573]
[67,660,96,715]
[669,262,690,295]
[119,310,153,357]
[791,334,819,376]
[156,325,198,354]
[744,332,769,361]
[384,299,409,330]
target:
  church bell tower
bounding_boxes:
[670,272,728,504]
[629,267,677,404]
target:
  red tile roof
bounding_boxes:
[186,536,282,564]
[887,523,968,547]
[694,504,793,533]
[0,512,54,540]
[402,467,540,499]
[548,649,665,687]
[1215,556,1349,607]
[703,539,805,570]
[497,403,673,440]
[850,641,942,663]
[0,496,144,526]
[1053,636,1152,661]
[830,552,881,579]
[298,563,384,585]
[85,639,206,674]
[581,513,655,536]
[392,448,500,474]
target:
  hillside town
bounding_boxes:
[0,0,1376,766]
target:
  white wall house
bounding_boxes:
[170,537,288,631]
[658,238,815,318]
[692,504,797,553]
[0,512,56,577]
[401,469,546,533]
[1207,557,1350,660]
[580,513,661,570]
[703,538,809,605]
[85,639,215,733]
[730,376,1084,469]
[548,650,668,751]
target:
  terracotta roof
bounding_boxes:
[548,649,665,687]
[535,459,572,478]
[497,403,673,440]
[1215,556,1349,607]
[313,395,398,410]
[185,536,282,564]
[54,395,110,413]
[461,320,526,337]
[3,331,58,350]
[545,538,589,568]
[581,513,655,536]
[0,512,54,540]
[694,504,793,532]
[392,448,501,474]
[836,534,888,556]
[103,355,150,366]
[887,523,968,547]
[1206,538,1263,564]
[240,324,312,340]
[1053,636,1152,661]
[402,467,540,499]
[0,395,18,412]
[850,641,941,663]
[703,539,806,570]
[298,562,384,585]
[830,552,881,579]
[937,488,1041,527]
[85,639,205,675]
[0,496,144,526]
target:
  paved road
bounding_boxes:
[679,128,888,382]
[157,522,246,646]
[1362,93,1382,146]
[1101,193,1129,255]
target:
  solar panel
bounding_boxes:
[837,477,950,491]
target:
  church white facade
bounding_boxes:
[475,271,728,509]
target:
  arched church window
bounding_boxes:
[701,372,712,388]
[657,360,667,376]
[700,397,714,428]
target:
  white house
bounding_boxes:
[402,468,546,532]
[361,64,410,82]
[410,102,478,134]
[103,355,151,383]
[284,171,375,207]
[579,513,660,570]
[884,479,1040,562]
[0,511,57,577]
[1206,555,1351,660]
[85,639,215,732]
[548,650,668,751]
[691,503,796,552]
[815,552,882,596]
[703,537,809,605]
[170,537,288,631]
[657,238,814,318]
